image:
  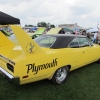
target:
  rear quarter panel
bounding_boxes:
[14,49,73,84]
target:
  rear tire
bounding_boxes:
[51,66,69,85]
[97,59,100,64]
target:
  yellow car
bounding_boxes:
[0,25,100,85]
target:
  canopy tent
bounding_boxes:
[46,28,62,34]
[72,27,80,31]
[86,27,98,33]
[0,11,20,25]
[30,27,37,31]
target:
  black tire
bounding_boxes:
[51,66,69,85]
[97,59,100,64]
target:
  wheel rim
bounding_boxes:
[55,67,67,84]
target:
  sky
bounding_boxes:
[0,0,100,28]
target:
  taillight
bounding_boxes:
[22,75,29,79]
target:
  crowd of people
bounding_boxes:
[65,27,100,44]
[42,26,100,45]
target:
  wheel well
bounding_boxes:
[48,65,71,80]
[66,65,71,70]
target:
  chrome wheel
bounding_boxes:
[55,67,67,84]
[51,66,69,85]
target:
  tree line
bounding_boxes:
[25,22,55,28]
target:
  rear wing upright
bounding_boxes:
[0,31,14,47]
[10,25,44,56]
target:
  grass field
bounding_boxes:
[0,62,100,100]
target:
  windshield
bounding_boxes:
[34,35,56,48]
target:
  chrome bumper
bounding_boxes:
[0,67,19,85]
[0,67,14,79]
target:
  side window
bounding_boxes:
[68,38,79,48]
[78,37,90,47]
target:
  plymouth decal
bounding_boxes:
[26,58,57,74]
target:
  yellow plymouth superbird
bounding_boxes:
[0,25,100,85]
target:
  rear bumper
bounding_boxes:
[0,67,20,85]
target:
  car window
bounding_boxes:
[34,36,56,48]
[77,37,90,47]
[68,38,79,48]
[8,34,19,45]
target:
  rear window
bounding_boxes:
[34,36,56,48]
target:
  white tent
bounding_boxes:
[86,27,98,33]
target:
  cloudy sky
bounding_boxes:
[0,0,100,28]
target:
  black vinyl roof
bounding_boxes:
[42,34,86,49]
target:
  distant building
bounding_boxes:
[58,23,85,31]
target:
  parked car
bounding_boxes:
[0,25,100,85]
[31,34,42,39]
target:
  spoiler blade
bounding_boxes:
[10,25,44,56]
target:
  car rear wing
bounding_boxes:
[0,31,14,47]
[10,25,44,56]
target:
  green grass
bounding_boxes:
[0,62,100,100]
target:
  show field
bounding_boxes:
[0,62,100,100]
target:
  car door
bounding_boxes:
[77,37,98,65]
[68,37,97,70]
[87,39,100,62]
[67,37,84,70]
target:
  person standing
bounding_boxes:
[75,30,78,35]
[87,32,91,40]
[93,32,98,43]
[96,31,100,44]
[93,23,99,43]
